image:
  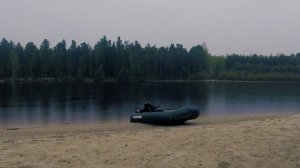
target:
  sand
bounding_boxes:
[0,114,299,168]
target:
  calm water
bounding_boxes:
[0,81,299,126]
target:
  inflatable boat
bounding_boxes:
[130,106,200,125]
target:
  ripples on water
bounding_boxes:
[0,81,299,126]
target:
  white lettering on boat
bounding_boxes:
[132,115,142,119]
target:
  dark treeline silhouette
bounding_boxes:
[220,54,300,81]
[1,37,300,81]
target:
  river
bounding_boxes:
[0,81,299,126]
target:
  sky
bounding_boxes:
[0,0,300,55]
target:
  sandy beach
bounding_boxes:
[0,114,299,168]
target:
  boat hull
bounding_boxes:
[130,106,200,125]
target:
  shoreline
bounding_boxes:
[1,113,299,167]
[2,78,300,84]
[0,112,296,129]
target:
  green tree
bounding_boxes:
[77,42,92,78]
[24,42,39,78]
[0,38,14,78]
[39,39,52,78]
[8,50,19,78]
[53,40,67,77]
[68,40,79,78]
[189,45,208,75]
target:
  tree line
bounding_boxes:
[0,37,300,81]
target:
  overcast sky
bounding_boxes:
[1,0,300,55]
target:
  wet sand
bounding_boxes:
[0,114,299,168]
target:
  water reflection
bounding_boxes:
[0,81,299,126]
[206,82,300,114]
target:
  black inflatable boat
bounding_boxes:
[130,106,200,125]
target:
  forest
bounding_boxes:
[1,37,300,81]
